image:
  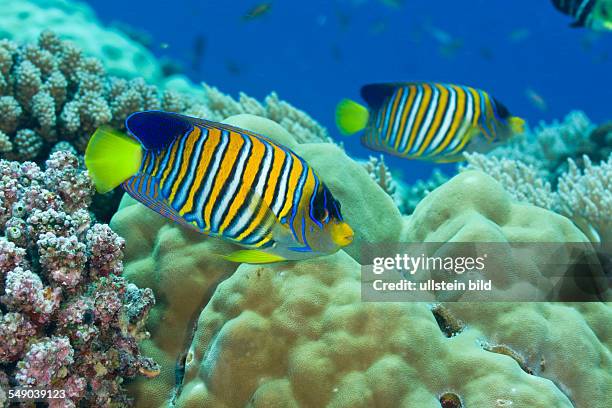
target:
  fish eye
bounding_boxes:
[321,208,330,222]
[313,205,329,223]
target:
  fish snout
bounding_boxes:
[332,222,354,247]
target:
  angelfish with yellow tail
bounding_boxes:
[336,82,525,163]
[85,111,354,264]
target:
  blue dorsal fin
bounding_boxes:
[360,83,403,109]
[190,116,282,147]
[126,111,283,151]
[361,82,436,109]
[126,111,195,150]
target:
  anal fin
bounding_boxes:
[224,249,287,264]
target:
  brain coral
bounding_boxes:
[110,114,610,408]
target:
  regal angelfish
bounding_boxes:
[335,82,525,163]
[551,0,612,31]
[85,111,354,264]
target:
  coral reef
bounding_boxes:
[111,115,609,408]
[397,169,448,214]
[0,31,190,162]
[0,151,157,407]
[462,152,558,210]
[589,121,612,159]
[362,155,401,207]
[201,84,331,144]
[558,154,612,247]
[0,31,332,153]
[487,110,607,181]
[0,30,331,221]
[1,3,606,408]
[359,158,450,216]
[110,193,238,406]
[462,152,612,249]
[177,253,577,407]
[533,110,595,169]
[0,0,163,82]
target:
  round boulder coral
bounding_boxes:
[110,114,609,407]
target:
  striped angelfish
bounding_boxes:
[551,0,612,31]
[85,111,353,264]
[335,82,525,163]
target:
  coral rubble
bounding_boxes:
[0,152,157,407]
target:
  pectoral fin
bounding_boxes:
[224,250,287,264]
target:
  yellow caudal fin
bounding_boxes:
[509,116,526,134]
[335,99,369,135]
[224,250,287,264]
[84,126,143,193]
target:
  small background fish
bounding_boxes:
[242,2,272,21]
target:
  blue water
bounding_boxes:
[85,0,612,182]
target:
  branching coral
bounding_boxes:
[462,152,612,249]
[398,169,449,214]
[362,155,400,205]
[462,152,558,210]
[0,32,189,162]
[486,111,603,181]
[202,84,332,144]
[1,31,334,221]
[558,154,612,247]
[0,151,157,407]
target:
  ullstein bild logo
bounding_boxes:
[360,242,610,302]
